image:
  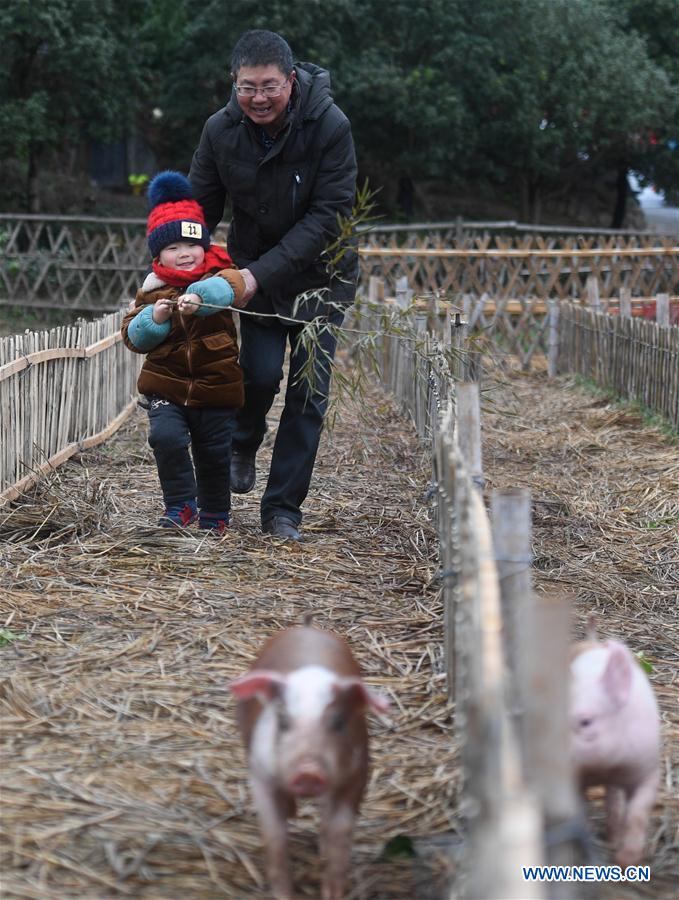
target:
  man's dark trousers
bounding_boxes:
[233,309,344,527]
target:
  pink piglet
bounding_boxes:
[229,625,390,900]
[570,638,661,868]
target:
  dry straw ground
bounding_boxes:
[482,370,678,900]
[1,358,677,900]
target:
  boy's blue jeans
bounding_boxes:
[146,398,237,512]
[233,309,344,526]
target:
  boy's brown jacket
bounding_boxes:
[121,269,244,408]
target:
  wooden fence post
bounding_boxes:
[456,382,483,489]
[441,307,452,347]
[585,274,601,311]
[491,489,581,893]
[518,591,582,884]
[490,488,531,703]
[437,405,458,703]
[415,314,429,438]
[395,274,412,309]
[368,277,388,381]
[461,487,546,899]
[392,276,412,405]
[619,286,632,318]
[451,312,468,382]
[656,292,670,327]
[368,275,384,304]
[456,214,464,246]
[548,299,560,377]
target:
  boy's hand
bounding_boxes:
[177,292,202,316]
[152,298,173,323]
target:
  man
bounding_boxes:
[190,29,358,541]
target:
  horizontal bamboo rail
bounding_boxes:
[1,400,136,504]
[364,219,672,237]
[0,334,121,381]
[360,232,679,303]
[386,295,677,317]
[360,246,679,258]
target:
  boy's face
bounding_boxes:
[158,242,205,270]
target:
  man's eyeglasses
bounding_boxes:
[234,80,289,98]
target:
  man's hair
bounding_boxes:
[231,30,294,76]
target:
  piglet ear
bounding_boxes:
[364,686,391,714]
[335,678,391,714]
[228,670,286,701]
[601,643,632,710]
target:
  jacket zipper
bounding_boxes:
[183,317,194,406]
[292,171,301,214]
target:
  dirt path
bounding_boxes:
[0,371,453,899]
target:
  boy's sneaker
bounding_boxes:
[199,511,229,536]
[158,500,198,529]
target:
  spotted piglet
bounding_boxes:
[570,637,661,867]
[229,625,390,900]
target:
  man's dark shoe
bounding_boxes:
[262,515,300,541]
[230,451,256,494]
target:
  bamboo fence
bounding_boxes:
[0,312,142,503]
[353,278,583,897]
[2,213,677,312]
[359,232,679,301]
[359,267,679,421]
[554,301,679,428]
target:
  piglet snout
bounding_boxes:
[290,759,328,797]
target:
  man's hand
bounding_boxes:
[177,292,202,316]
[152,298,174,324]
[234,268,258,307]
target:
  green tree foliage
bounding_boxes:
[610,0,679,202]
[132,0,231,170]
[1,0,677,220]
[459,0,672,222]
[0,0,152,208]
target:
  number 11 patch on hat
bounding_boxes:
[181,222,203,239]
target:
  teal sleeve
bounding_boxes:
[187,276,234,316]
[127,305,171,351]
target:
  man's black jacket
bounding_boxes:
[189,63,358,320]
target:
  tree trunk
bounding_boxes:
[532,185,542,225]
[520,175,530,222]
[27,144,40,213]
[610,164,628,229]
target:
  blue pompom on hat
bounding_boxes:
[146,171,210,258]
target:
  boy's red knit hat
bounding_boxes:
[146,171,210,258]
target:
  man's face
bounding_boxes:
[234,64,294,131]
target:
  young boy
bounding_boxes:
[121,171,246,534]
